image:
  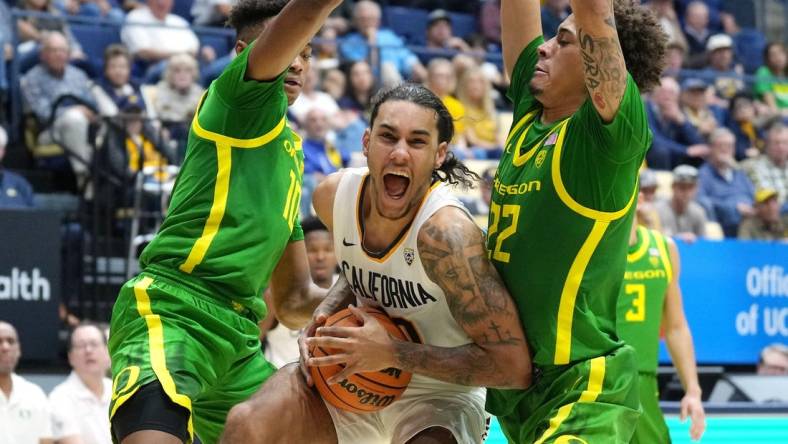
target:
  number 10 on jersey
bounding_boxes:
[488,203,520,263]
[283,170,301,230]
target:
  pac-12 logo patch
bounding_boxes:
[403,248,415,266]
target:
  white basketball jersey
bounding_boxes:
[333,168,484,395]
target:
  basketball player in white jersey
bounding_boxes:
[220,83,532,444]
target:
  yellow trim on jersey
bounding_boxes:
[627,225,651,263]
[534,356,606,444]
[178,94,291,274]
[133,277,194,442]
[190,93,287,148]
[180,142,232,274]
[504,110,538,148]
[551,120,638,222]
[554,220,609,365]
[355,177,442,264]
[652,230,674,283]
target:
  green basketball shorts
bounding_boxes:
[108,273,276,444]
[490,345,641,444]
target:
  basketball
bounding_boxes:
[310,307,413,413]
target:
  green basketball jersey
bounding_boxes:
[139,44,305,320]
[617,226,673,374]
[486,37,652,370]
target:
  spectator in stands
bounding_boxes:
[663,42,687,78]
[0,126,35,209]
[0,1,12,99]
[321,67,346,102]
[738,188,788,241]
[150,53,203,124]
[697,128,755,237]
[424,9,471,54]
[743,122,788,210]
[703,34,745,103]
[302,107,345,177]
[646,0,688,52]
[682,0,712,68]
[92,44,145,117]
[478,0,500,47]
[754,42,788,118]
[338,0,426,85]
[461,166,494,217]
[104,96,174,182]
[426,58,467,151]
[681,77,723,141]
[656,164,709,242]
[756,343,788,375]
[21,31,96,187]
[60,0,125,23]
[540,0,569,40]
[16,0,86,65]
[191,0,232,26]
[337,60,377,117]
[314,26,340,72]
[456,66,501,159]
[726,93,765,160]
[121,0,200,67]
[49,322,112,444]
[0,321,53,444]
[646,76,708,170]
[290,67,340,126]
[638,168,662,231]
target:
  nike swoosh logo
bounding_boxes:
[342,238,355,247]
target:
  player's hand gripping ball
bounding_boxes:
[310,307,412,413]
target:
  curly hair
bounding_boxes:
[226,0,289,43]
[613,0,668,93]
[369,83,480,189]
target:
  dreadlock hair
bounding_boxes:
[226,0,289,43]
[369,83,480,189]
[613,0,668,93]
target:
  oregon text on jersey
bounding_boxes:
[341,261,438,309]
[492,177,541,196]
[624,269,667,280]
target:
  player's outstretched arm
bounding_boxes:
[570,0,627,122]
[501,0,542,79]
[662,237,706,441]
[269,241,328,330]
[246,0,342,81]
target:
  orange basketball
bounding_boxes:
[310,306,413,413]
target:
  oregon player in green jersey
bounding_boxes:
[108,1,342,443]
[487,1,668,442]
[617,209,706,443]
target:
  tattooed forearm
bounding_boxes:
[392,340,513,387]
[577,24,626,113]
[411,208,532,388]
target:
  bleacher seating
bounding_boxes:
[382,6,430,45]
[70,23,122,73]
[734,28,768,74]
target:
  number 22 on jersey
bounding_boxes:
[488,202,520,263]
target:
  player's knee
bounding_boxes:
[222,402,259,443]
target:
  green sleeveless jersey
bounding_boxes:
[486,37,652,369]
[617,226,673,374]
[140,44,304,320]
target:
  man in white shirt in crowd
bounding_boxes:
[0,321,53,444]
[121,0,200,65]
[49,323,112,444]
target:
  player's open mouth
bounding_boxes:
[383,172,410,200]
[284,79,301,87]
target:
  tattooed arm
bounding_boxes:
[306,207,532,389]
[570,0,627,122]
[401,206,532,388]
